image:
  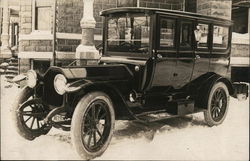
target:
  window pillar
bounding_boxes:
[0,0,11,58]
[248,8,250,33]
[76,0,100,65]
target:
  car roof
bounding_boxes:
[100,7,233,26]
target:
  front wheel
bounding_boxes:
[71,92,115,160]
[12,87,51,140]
[204,82,229,126]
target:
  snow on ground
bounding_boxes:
[0,75,249,160]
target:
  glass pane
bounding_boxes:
[107,15,150,53]
[195,23,209,48]
[160,19,175,48]
[180,22,192,48]
[36,7,51,31]
[213,26,229,49]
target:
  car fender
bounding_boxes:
[67,79,133,119]
[195,73,234,108]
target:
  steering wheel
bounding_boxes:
[120,41,137,48]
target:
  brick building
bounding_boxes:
[0,0,249,74]
[17,0,185,73]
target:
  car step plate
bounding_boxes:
[135,110,178,123]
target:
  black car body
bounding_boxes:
[12,7,248,159]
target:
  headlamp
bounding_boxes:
[54,74,67,95]
[26,70,37,88]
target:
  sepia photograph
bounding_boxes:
[0,0,249,160]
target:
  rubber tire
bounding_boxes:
[12,86,50,140]
[71,91,115,160]
[204,82,229,127]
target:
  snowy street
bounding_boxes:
[0,76,249,160]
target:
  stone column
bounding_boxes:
[197,0,232,20]
[0,0,11,58]
[76,0,100,65]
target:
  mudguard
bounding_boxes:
[191,73,234,108]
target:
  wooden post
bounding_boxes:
[52,0,57,66]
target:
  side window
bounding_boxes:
[159,18,176,48]
[213,25,229,49]
[180,21,192,48]
[194,23,209,48]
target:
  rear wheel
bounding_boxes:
[204,82,229,126]
[71,92,115,160]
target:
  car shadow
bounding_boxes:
[47,115,208,145]
[113,115,208,142]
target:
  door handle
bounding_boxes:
[195,55,201,60]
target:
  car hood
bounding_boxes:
[100,56,147,66]
[46,64,134,81]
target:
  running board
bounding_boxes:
[135,110,178,123]
[132,99,203,123]
[134,108,206,123]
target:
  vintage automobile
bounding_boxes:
[12,7,248,159]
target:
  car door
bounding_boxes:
[191,22,211,81]
[173,20,195,89]
[150,16,177,89]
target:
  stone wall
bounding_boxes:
[140,0,184,10]
[56,0,118,52]
[19,0,32,35]
[57,39,80,52]
[231,44,250,57]
[197,0,232,19]
[185,0,196,13]
[19,40,53,52]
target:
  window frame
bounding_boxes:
[105,13,152,58]
[212,24,230,51]
[32,0,53,34]
[195,22,211,50]
[179,19,194,50]
[157,15,177,50]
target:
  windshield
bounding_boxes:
[107,14,150,55]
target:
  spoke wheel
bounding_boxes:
[18,99,51,135]
[71,92,115,160]
[81,100,111,152]
[12,87,51,140]
[204,82,229,126]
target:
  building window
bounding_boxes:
[160,18,176,48]
[213,25,229,49]
[32,0,52,32]
[35,6,51,31]
[232,7,248,34]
